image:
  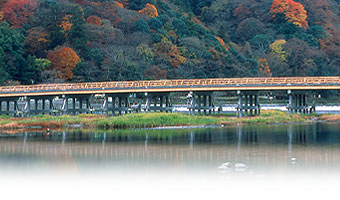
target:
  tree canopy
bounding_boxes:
[0,0,339,85]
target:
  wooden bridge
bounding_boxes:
[0,76,339,117]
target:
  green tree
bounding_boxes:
[26,56,51,83]
[0,22,27,84]
[133,19,150,33]
[149,17,162,31]
[137,43,154,63]
[172,18,189,36]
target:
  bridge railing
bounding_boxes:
[1,77,340,93]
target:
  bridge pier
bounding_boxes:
[236,91,260,117]
[61,95,89,115]
[0,97,20,116]
[24,97,55,116]
[145,93,172,113]
[188,92,214,115]
[287,90,315,114]
[107,94,130,115]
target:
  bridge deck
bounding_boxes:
[1,77,340,97]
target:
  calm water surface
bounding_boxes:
[1,123,340,175]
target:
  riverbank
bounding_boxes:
[0,110,339,130]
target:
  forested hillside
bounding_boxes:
[1,0,340,85]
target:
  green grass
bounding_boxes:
[0,110,330,130]
[224,110,312,124]
[93,113,222,128]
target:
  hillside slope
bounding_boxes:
[0,0,340,85]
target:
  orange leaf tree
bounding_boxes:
[138,3,158,17]
[47,47,81,80]
[59,14,73,33]
[270,0,308,29]
[116,1,124,8]
[153,37,186,67]
[215,36,229,51]
[258,58,272,77]
[1,0,36,28]
[86,16,102,26]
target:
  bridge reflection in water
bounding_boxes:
[1,123,340,172]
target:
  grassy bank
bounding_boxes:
[222,110,315,125]
[0,113,223,129]
[0,110,338,130]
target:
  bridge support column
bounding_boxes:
[47,98,52,115]
[237,91,260,117]
[72,98,76,115]
[118,97,122,115]
[103,96,108,116]
[160,96,164,112]
[111,97,116,115]
[85,99,90,114]
[125,96,129,114]
[287,90,315,114]
[41,99,46,115]
[66,95,93,115]
[165,96,170,113]
[78,98,83,114]
[49,97,58,116]
[24,98,30,116]
[6,101,10,115]
[65,97,70,115]
[146,93,172,113]
[4,100,10,115]
[106,94,130,115]
[13,100,18,117]
[189,92,214,115]
[34,99,38,114]
[0,98,20,116]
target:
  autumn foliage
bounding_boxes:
[90,1,120,26]
[117,0,128,8]
[258,58,272,77]
[269,39,287,61]
[154,38,186,67]
[24,27,50,56]
[1,0,36,28]
[270,0,308,29]
[233,5,251,20]
[168,46,187,67]
[59,14,73,32]
[144,66,167,80]
[138,3,158,17]
[116,1,124,8]
[86,16,102,26]
[215,36,229,51]
[47,47,81,80]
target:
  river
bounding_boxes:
[2,123,340,199]
[1,123,340,176]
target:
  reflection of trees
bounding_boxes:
[1,124,340,168]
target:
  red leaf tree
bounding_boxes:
[1,0,36,28]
